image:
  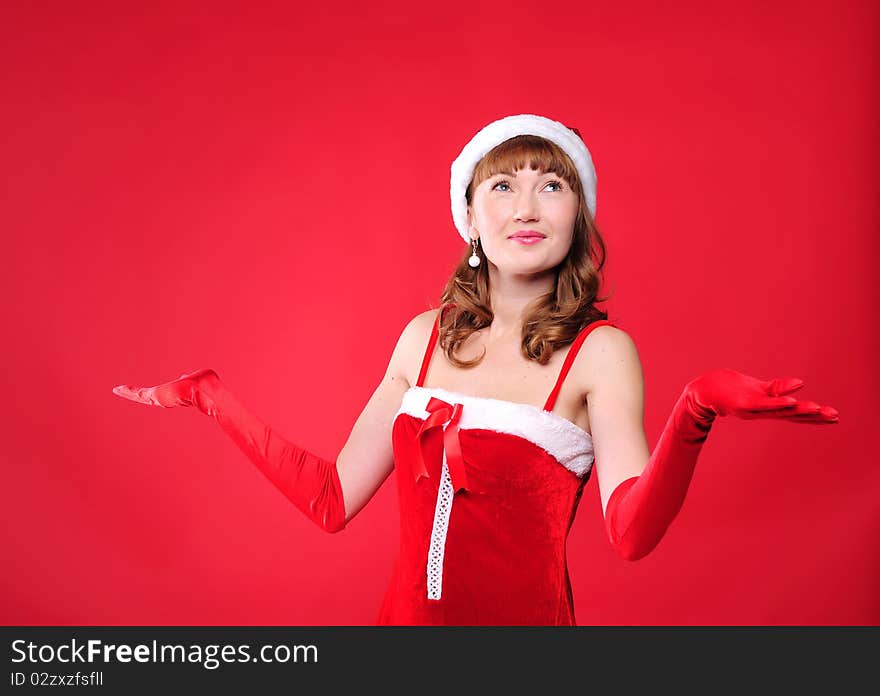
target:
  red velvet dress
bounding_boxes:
[376,313,616,625]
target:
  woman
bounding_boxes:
[112,114,839,625]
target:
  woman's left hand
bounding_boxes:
[686,368,839,424]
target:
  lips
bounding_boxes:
[508,230,546,239]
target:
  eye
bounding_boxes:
[490,178,565,192]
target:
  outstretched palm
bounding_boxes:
[688,368,839,423]
[112,368,220,411]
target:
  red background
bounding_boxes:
[2,0,877,625]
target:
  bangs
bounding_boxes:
[466,135,582,203]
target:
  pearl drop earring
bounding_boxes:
[468,238,481,268]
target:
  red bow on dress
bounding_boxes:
[412,397,470,493]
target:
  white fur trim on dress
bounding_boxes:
[396,386,594,478]
[449,113,598,244]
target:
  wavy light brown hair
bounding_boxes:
[436,134,612,368]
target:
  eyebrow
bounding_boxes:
[491,169,556,177]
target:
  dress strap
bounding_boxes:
[416,303,456,388]
[543,319,617,411]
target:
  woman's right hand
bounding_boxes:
[112,368,221,412]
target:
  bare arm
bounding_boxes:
[112,310,433,533]
[334,310,432,522]
[585,326,652,516]
[587,326,651,515]
[584,326,836,561]
[210,310,428,529]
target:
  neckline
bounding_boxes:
[406,385,592,443]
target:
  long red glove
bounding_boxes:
[604,368,839,561]
[112,368,347,533]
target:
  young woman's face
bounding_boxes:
[467,167,578,275]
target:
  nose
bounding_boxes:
[513,189,539,222]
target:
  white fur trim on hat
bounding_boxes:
[449,113,597,245]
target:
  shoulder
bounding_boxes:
[405,308,441,346]
[573,324,643,395]
[387,308,441,387]
[583,324,639,362]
